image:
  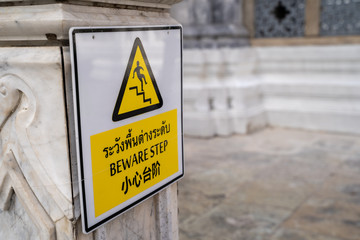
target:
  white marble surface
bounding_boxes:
[0,4,178,42]
[258,46,360,134]
[0,194,39,240]
[0,47,73,238]
[1,0,181,8]
[256,45,360,74]
[183,45,360,136]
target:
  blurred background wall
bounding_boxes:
[171,0,360,137]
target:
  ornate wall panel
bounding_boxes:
[0,47,74,239]
[320,0,360,36]
[255,0,305,38]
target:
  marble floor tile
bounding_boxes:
[180,128,360,240]
[284,196,360,240]
[270,228,344,240]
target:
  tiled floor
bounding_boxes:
[179,128,360,240]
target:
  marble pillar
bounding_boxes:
[0,1,180,239]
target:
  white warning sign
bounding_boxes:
[69,25,183,234]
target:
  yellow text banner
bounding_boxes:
[91,109,178,217]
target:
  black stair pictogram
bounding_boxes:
[129,86,152,104]
[112,37,163,122]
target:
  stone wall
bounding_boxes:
[259,45,360,134]
[172,0,360,137]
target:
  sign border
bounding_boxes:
[70,25,184,233]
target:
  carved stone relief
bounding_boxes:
[0,74,56,239]
[0,47,74,239]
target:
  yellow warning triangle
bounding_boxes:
[112,37,163,121]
